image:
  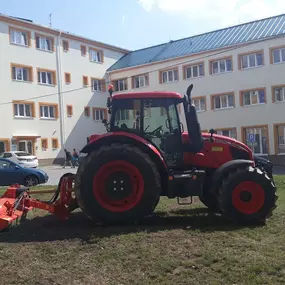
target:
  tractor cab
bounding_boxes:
[105,84,203,168]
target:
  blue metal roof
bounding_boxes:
[107,13,285,72]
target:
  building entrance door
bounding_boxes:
[18,140,33,154]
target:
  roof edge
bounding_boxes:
[0,13,130,53]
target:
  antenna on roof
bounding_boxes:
[49,13,52,27]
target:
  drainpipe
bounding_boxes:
[55,31,65,151]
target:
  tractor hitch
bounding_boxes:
[0,174,76,232]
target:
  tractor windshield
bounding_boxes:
[111,98,183,162]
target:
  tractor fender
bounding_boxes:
[210,159,254,193]
[81,131,168,171]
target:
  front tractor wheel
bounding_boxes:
[75,143,162,225]
[219,167,277,224]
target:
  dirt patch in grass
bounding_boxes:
[0,177,284,285]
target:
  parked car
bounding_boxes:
[0,151,38,168]
[0,158,48,187]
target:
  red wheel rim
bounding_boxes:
[232,181,265,214]
[93,160,144,212]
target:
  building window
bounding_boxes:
[193,97,206,112]
[0,139,10,153]
[160,69,179,83]
[243,125,269,155]
[67,105,73,117]
[211,93,234,110]
[114,79,128,91]
[275,124,285,154]
[41,138,48,151]
[271,46,285,64]
[36,35,53,51]
[81,45,86,56]
[62,40,69,52]
[210,57,232,74]
[239,51,263,69]
[272,85,285,103]
[11,64,33,82]
[39,104,58,119]
[241,89,266,106]
[184,63,204,79]
[65,72,71,84]
[51,138,59,150]
[37,69,56,85]
[84,106,90,117]
[216,128,237,139]
[117,110,131,121]
[83,76,89,87]
[93,108,107,121]
[91,78,105,92]
[89,48,103,63]
[13,102,34,118]
[133,74,149,88]
[9,28,30,46]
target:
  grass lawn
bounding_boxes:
[0,176,284,285]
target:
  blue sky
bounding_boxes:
[1,0,285,51]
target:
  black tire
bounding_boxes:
[75,143,162,225]
[24,175,39,187]
[219,167,278,224]
[199,193,219,213]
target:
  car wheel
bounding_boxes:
[24,175,39,187]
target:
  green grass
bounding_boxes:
[0,176,284,285]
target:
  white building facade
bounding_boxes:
[0,14,128,163]
[107,14,285,164]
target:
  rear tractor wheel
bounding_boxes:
[75,143,162,225]
[219,167,277,224]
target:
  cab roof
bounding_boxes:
[112,91,183,100]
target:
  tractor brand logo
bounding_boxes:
[211,146,224,152]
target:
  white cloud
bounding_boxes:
[138,0,285,27]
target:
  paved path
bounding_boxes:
[40,164,285,186]
[41,165,77,185]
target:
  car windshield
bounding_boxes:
[15,152,32,157]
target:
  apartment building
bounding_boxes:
[0,14,128,163]
[107,14,285,164]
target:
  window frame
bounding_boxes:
[81,45,87,56]
[183,62,205,79]
[41,138,48,151]
[159,68,179,84]
[272,85,285,103]
[11,63,33,82]
[192,96,206,112]
[39,103,59,119]
[270,45,285,64]
[132,74,149,89]
[91,78,105,92]
[67,105,73,117]
[211,92,235,110]
[238,50,264,70]
[241,125,269,156]
[9,27,31,47]
[240,88,266,107]
[62,40,69,52]
[92,108,107,121]
[216,128,237,139]
[13,100,35,118]
[209,56,233,75]
[83,75,89,87]
[84,106,90,117]
[35,33,54,52]
[113,78,128,91]
[64,72,71,84]
[89,47,104,63]
[37,68,56,86]
[51,138,59,150]
[274,123,285,155]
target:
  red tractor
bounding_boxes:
[0,84,278,230]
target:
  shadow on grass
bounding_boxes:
[0,206,265,244]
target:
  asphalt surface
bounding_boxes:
[40,164,285,186]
